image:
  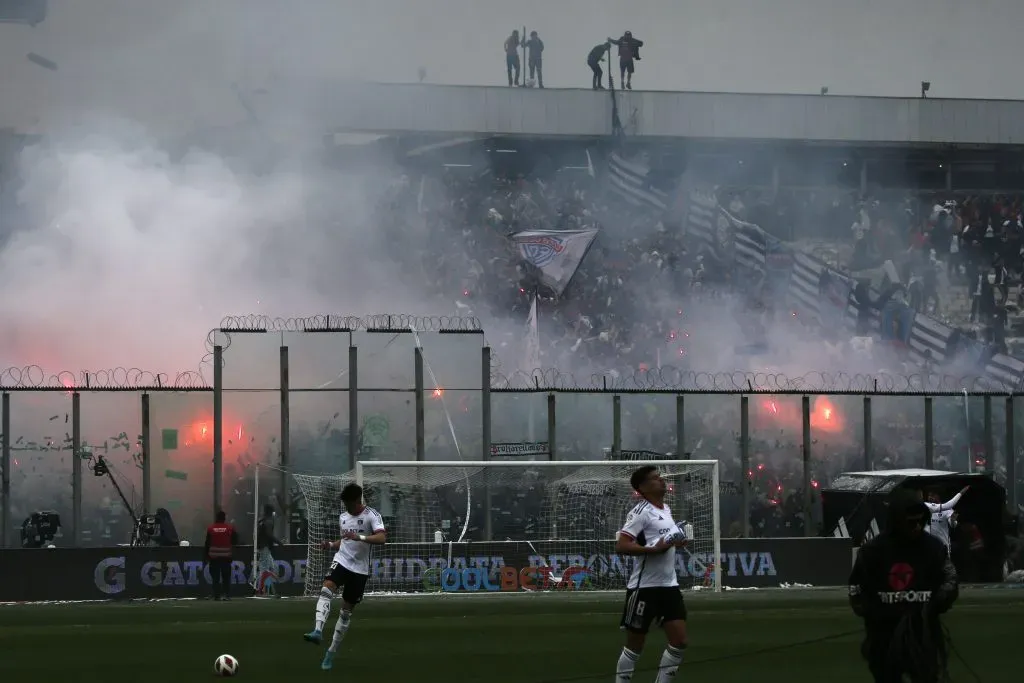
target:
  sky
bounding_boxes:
[3,0,1024,135]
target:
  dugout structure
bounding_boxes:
[822,468,1007,582]
[294,459,722,595]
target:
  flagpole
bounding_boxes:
[527,296,539,443]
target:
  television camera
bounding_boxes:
[90,451,179,547]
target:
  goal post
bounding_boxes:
[294,459,721,596]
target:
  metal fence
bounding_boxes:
[1,322,1021,548]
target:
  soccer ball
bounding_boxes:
[214,654,239,676]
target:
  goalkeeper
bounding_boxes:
[848,488,958,683]
[253,504,282,596]
[304,484,386,671]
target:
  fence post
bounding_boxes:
[547,393,556,461]
[1006,396,1017,511]
[740,395,750,538]
[348,344,358,471]
[213,345,223,516]
[612,395,622,458]
[862,396,872,471]
[279,344,290,535]
[141,393,151,515]
[1,392,9,548]
[924,397,934,469]
[676,394,685,458]
[983,395,993,471]
[481,347,493,542]
[72,391,82,546]
[801,395,813,537]
[414,347,425,462]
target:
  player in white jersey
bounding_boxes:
[613,465,690,683]
[924,485,968,555]
[304,483,386,671]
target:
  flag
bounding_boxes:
[607,152,667,212]
[524,296,542,374]
[684,189,718,255]
[683,190,766,270]
[729,213,767,272]
[788,252,825,319]
[907,314,956,365]
[512,229,598,296]
[983,353,1024,392]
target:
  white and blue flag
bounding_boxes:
[512,229,598,296]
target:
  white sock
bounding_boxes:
[653,645,685,683]
[615,647,639,683]
[314,587,333,631]
[328,609,352,653]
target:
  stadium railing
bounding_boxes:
[0,313,1021,550]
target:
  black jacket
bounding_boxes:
[849,530,958,627]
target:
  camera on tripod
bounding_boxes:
[89,452,180,547]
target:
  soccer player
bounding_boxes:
[614,465,689,683]
[303,483,386,670]
[924,485,969,555]
[254,504,281,596]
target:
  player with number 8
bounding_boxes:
[303,483,386,670]
[613,465,691,683]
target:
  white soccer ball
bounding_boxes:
[214,654,239,677]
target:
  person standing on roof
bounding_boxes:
[608,31,644,90]
[504,30,522,86]
[587,42,610,90]
[524,30,544,88]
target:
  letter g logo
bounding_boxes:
[94,556,126,595]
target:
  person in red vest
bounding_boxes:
[204,510,239,601]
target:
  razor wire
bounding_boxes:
[491,367,1010,394]
[216,313,483,333]
[0,365,208,390]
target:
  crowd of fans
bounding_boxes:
[5,146,1023,548]
[368,156,1024,541]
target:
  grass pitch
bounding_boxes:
[0,588,1019,682]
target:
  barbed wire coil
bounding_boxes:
[490,367,1010,394]
[0,366,208,390]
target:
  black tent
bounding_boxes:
[822,468,1006,582]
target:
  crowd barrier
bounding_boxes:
[0,537,852,601]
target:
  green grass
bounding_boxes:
[0,588,1019,682]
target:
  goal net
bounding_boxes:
[292,459,721,596]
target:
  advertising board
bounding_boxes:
[0,537,852,602]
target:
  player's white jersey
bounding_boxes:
[926,509,955,549]
[618,500,678,589]
[331,506,386,576]
[924,492,962,551]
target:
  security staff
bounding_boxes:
[204,510,239,601]
[849,489,958,683]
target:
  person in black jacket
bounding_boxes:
[849,488,959,683]
[608,31,643,90]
